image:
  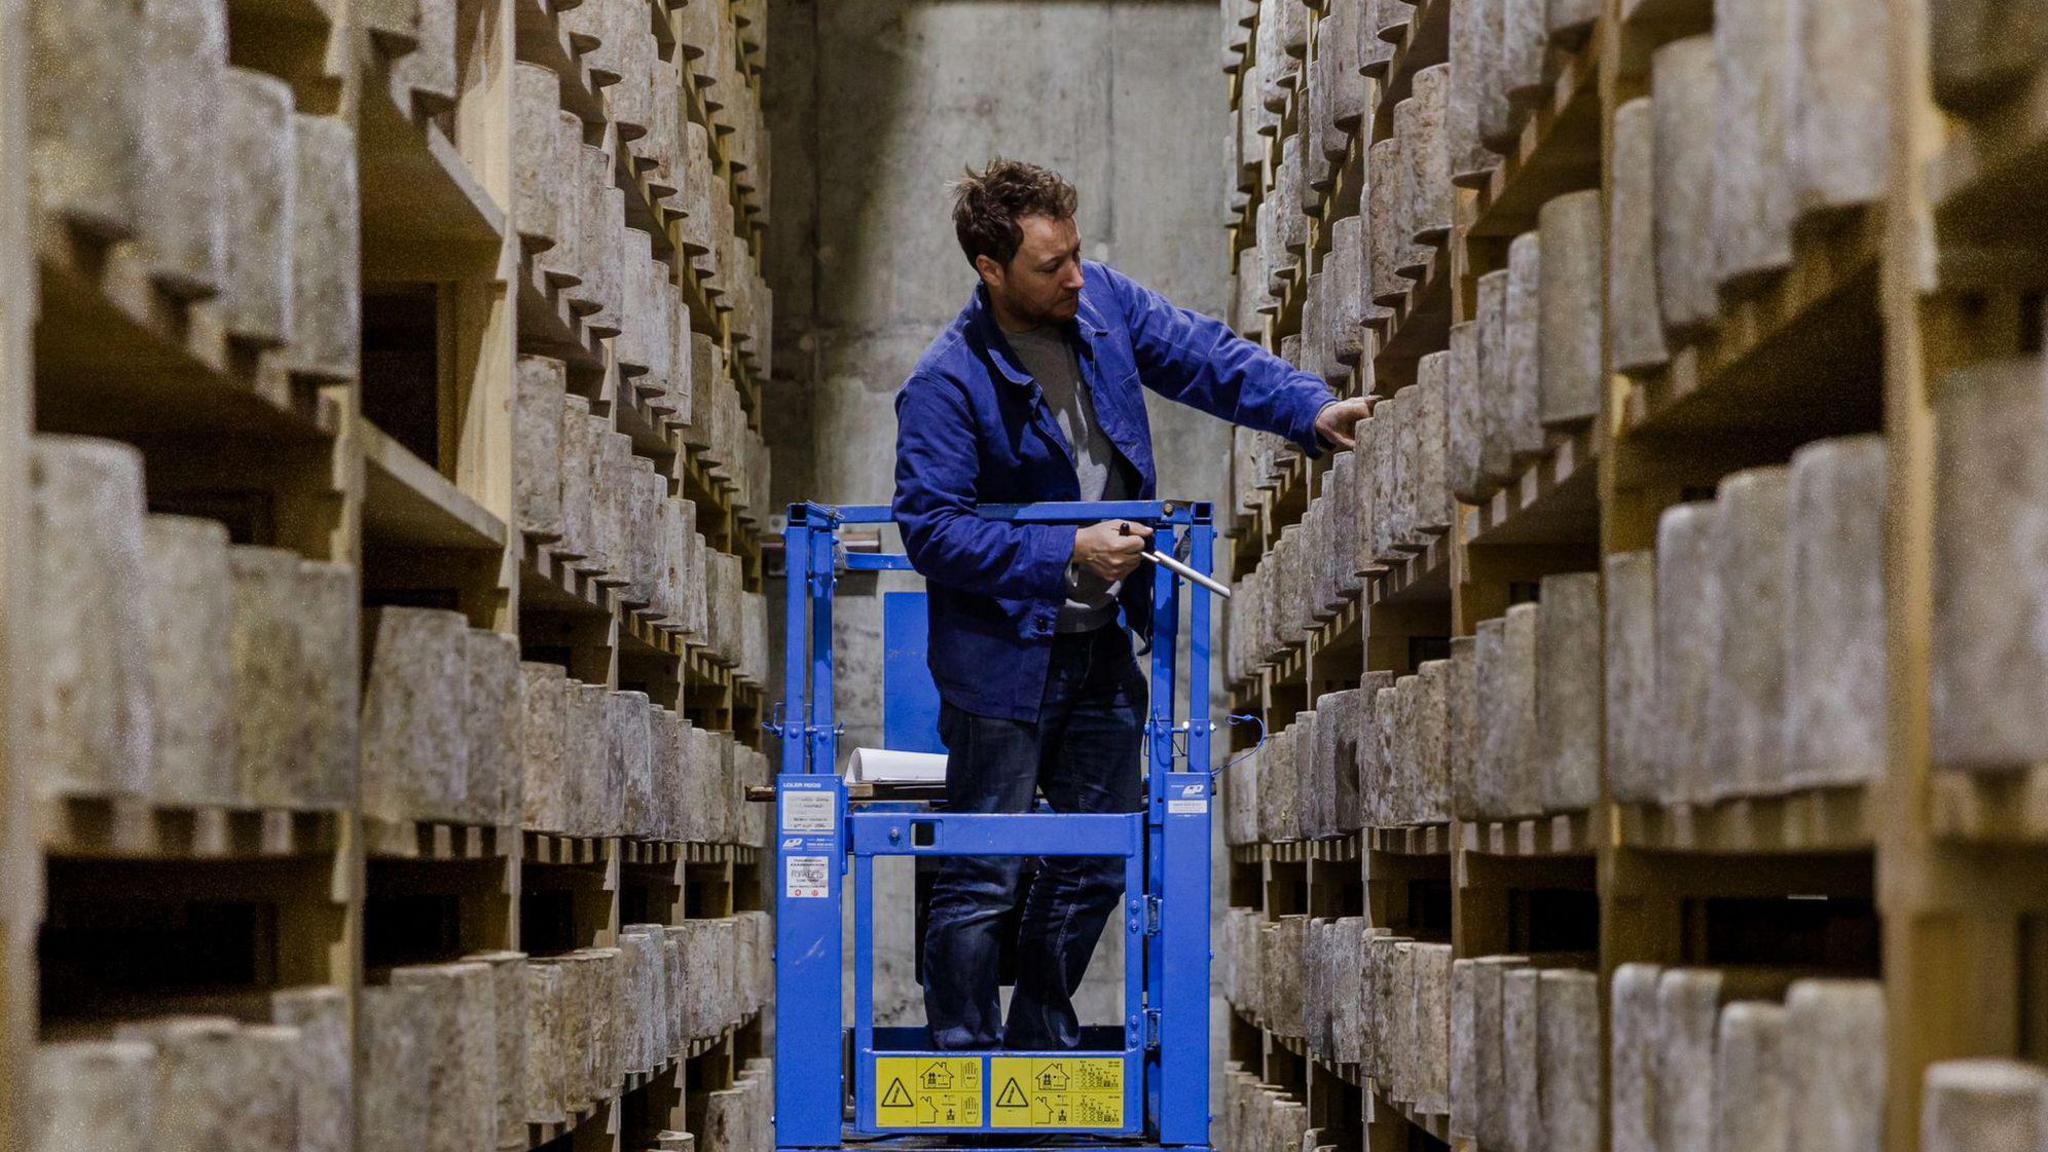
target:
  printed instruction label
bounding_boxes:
[874,1057,982,1128]
[1166,798,1209,815]
[781,790,835,833]
[784,855,829,898]
[989,1057,1124,1129]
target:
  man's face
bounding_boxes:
[979,214,1085,326]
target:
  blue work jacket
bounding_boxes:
[892,260,1335,722]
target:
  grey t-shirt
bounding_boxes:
[1005,324,1131,632]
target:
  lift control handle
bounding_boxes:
[1118,522,1231,599]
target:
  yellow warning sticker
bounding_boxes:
[989,1057,1125,1129]
[873,1057,982,1128]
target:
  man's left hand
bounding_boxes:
[1314,396,1378,451]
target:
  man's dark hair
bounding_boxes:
[951,159,1078,269]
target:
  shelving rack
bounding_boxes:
[1219,0,1999,1147]
[8,0,776,1148]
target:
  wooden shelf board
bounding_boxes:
[358,62,506,282]
[522,535,616,618]
[1306,832,1362,863]
[1458,810,1598,858]
[1375,1086,1452,1144]
[524,1010,761,1146]
[1367,823,1453,857]
[225,0,347,115]
[514,251,608,373]
[34,222,341,443]
[512,0,610,127]
[1371,238,1453,388]
[1268,839,1311,865]
[1612,784,1877,855]
[1464,423,1600,547]
[1621,209,1883,442]
[1930,766,2048,845]
[1367,0,1450,132]
[621,608,690,660]
[682,842,758,865]
[1929,63,2048,248]
[1613,0,1711,82]
[682,645,735,689]
[39,795,343,860]
[527,1099,608,1149]
[359,416,508,552]
[1467,31,1603,240]
[363,817,515,861]
[521,831,611,866]
[616,146,679,260]
[1368,532,1451,606]
[611,366,684,460]
[228,0,333,33]
[1314,133,1366,236]
[619,839,686,866]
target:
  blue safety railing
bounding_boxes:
[771,502,1216,1151]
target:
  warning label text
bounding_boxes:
[989,1057,1124,1129]
[874,1057,982,1128]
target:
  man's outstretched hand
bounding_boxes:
[1314,395,1378,450]
[1072,520,1153,582]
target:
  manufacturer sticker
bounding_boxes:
[874,1056,982,1128]
[1166,799,1208,815]
[784,855,829,899]
[782,791,835,833]
[989,1057,1124,1129]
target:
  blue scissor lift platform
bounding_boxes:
[771,501,1218,1152]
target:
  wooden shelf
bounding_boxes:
[1467,31,1603,240]
[1620,208,1883,442]
[363,817,516,861]
[1370,236,1453,388]
[1367,823,1453,857]
[1612,785,1877,855]
[1929,767,2048,845]
[1463,423,1600,547]
[620,839,687,866]
[358,416,508,552]
[1307,832,1362,863]
[1367,0,1449,128]
[622,609,691,660]
[611,364,684,460]
[39,795,344,860]
[522,535,617,618]
[1927,62,2048,249]
[357,55,506,282]
[1458,810,1599,858]
[683,842,758,866]
[522,831,611,867]
[15,0,772,1141]
[1374,1086,1451,1145]
[34,221,342,442]
[514,250,607,373]
[1313,134,1366,241]
[616,146,679,259]
[1367,530,1451,605]
[511,0,609,126]
[527,1098,609,1150]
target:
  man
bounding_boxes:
[893,159,1372,1052]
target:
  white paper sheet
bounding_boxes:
[844,747,948,785]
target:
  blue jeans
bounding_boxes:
[922,625,1147,1051]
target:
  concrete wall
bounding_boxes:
[761,0,1231,1065]
[766,0,1232,513]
